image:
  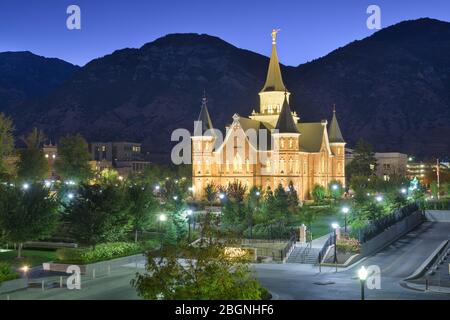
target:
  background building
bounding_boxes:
[90,141,149,177]
[346,149,408,181]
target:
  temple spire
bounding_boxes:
[194,91,214,136]
[261,29,287,92]
[275,94,299,134]
[328,105,345,143]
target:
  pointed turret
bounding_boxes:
[275,94,299,134]
[194,93,214,136]
[261,29,287,93]
[328,106,345,143]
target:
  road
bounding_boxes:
[254,221,450,300]
[2,222,449,300]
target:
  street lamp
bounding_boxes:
[358,266,368,300]
[332,184,338,191]
[158,214,167,249]
[67,193,74,200]
[342,207,350,233]
[21,265,30,284]
[331,223,339,268]
[173,195,178,201]
[400,188,407,195]
[218,193,225,200]
[22,183,29,190]
[375,195,383,202]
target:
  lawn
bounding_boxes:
[0,249,56,269]
[307,205,346,239]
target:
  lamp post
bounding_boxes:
[158,213,167,249]
[342,207,349,233]
[331,223,339,270]
[358,266,368,300]
[21,265,30,285]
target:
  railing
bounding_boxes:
[280,234,297,261]
[317,234,334,264]
[355,203,419,244]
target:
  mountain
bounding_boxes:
[0,51,79,110]
[4,18,450,160]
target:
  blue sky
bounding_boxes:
[0,0,449,66]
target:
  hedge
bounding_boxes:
[56,242,142,264]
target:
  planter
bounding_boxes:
[43,254,144,275]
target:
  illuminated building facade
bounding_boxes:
[191,30,346,200]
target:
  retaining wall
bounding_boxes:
[361,210,424,257]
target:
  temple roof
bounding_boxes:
[328,108,345,143]
[297,123,325,152]
[274,96,300,134]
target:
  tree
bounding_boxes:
[0,113,15,179]
[64,183,130,248]
[17,128,49,182]
[311,184,326,203]
[245,186,263,239]
[0,183,58,258]
[127,182,158,243]
[287,181,299,215]
[222,182,248,230]
[55,134,92,182]
[328,180,344,201]
[346,139,377,180]
[132,239,264,300]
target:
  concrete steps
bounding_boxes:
[286,246,320,264]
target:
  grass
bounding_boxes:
[304,205,346,239]
[0,249,56,269]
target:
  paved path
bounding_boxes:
[254,222,450,300]
[3,222,449,300]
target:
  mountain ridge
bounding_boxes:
[1,18,449,160]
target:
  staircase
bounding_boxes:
[286,245,321,264]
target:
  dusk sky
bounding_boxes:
[1,0,449,66]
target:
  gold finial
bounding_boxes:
[271,28,280,44]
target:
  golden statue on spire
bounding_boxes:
[271,28,281,44]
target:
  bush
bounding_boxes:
[0,262,19,283]
[56,242,141,264]
[336,238,361,254]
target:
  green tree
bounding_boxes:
[0,113,15,179]
[222,182,248,230]
[287,181,299,215]
[245,186,263,239]
[127,182,158,243]
[328,180,344,201]
[311,184,326,203]
[0,183,58,258]
[17,128,49,182]
[64,183,130,248]
[132,240,263,300]
[55,134,92,182]
[346,139,377,180]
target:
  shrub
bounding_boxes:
[336,238,361,254]
[56,242,141,264]
[243,224,292,239]
[0,262,19,283]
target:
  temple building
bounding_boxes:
[191,30,346,200]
